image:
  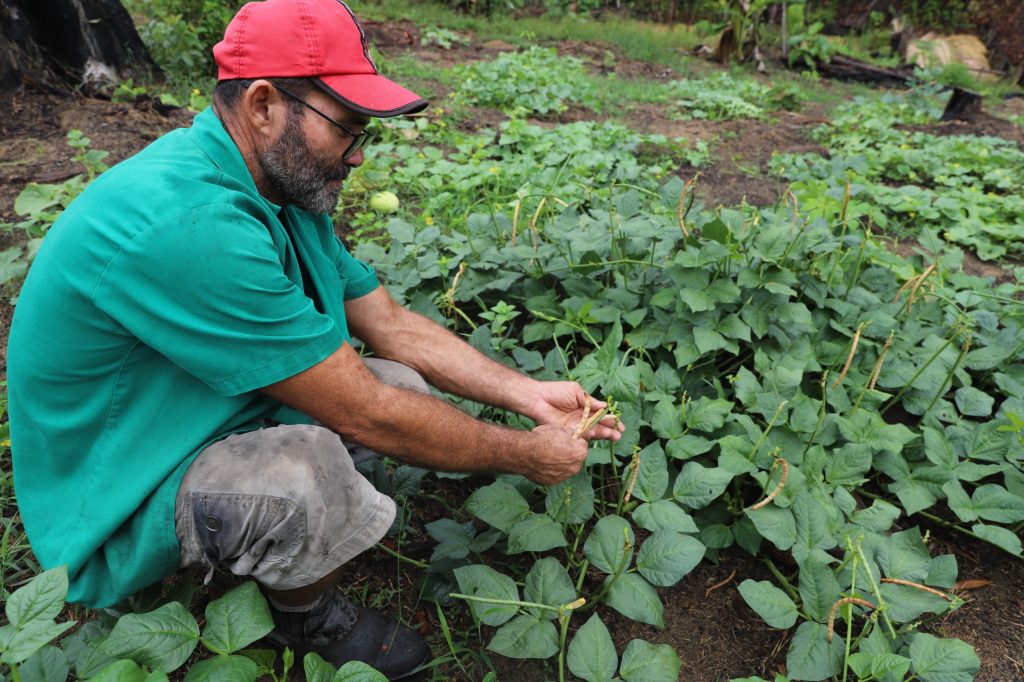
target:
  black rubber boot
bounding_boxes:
[267,590,430,680]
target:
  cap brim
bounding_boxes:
[314,75,428,118]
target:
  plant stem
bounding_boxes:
[375,542,429,569]
[842,538,860,682]
[548,258,665,273]
[852,544,898,639]
[449,593,561,614]
[763,556,799,603]
[842,232,868,297]
[860,491,1024,560]
[921,337,969,416]
[557,612,572,682]
[748,400,789,461]
[575,559,590,593]
[879,334,958,416]
[801,372,830,457]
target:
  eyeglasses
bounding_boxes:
[274,83,372,161]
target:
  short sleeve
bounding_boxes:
[93,203,345,396]
[330,234,379,300]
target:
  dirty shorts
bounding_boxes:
[174,358,429,590]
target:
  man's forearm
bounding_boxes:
[367,307,540,418]
[334,380,534,474]
[262,344,588,485]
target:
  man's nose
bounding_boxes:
[344,148,365,167]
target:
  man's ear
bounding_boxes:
[240,79,286,140]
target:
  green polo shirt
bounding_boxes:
[8,108,378,607]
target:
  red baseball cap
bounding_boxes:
[213,0,427,117]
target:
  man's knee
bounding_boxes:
[362,358,429,394]
[176,425,395,588]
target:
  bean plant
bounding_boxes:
[771,91,1024,260]
[350,113,1022,679]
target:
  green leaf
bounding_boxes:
[746,506,796,551]
[333,660,390,681]
[879,583,950,623]
[17,645,69,682]
[797,557,841,623]
[971,523,1023,555]
[183,655,260,681]
[926,554,958,589]
[837,411,915,454]
[848,652,911,681]
[792,490,838,559]
[825,443,872,484]
[64,620,115,678]
[970,484,1024,523]
[850,499,901,533]
[786,622,843,681]
[466,481,530,532]
[879,528,931,581]
[636,531,705,586]
[487,615,559,660]
[583,515,635,574]
[14,182,65,217]
[453,565,519,626]
[684,397,734,432]
[604,573,664,628]
[651,399,682,439]
[605,363,641,403]
[909,633,980,682]
[954,386,994,417]
[5,567,69,629]
[566,614,617,682]
[99,601,200,673]
[629,442,669,502]
[632,500,699,534]
[0,620,75,666]
[0,246,29,286]
[737,580,798,629]
[303,652,337,682]
[619,639,681,682]
[201,582,274,655]
[425,518,476,561]
[506,513,567,553]
[523,558,576,620]
[85,659,159,682]
[545,472,595,524]
[672,462,733,509]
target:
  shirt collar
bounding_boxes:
[188,107,281,213]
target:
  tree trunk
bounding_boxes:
[0,0,158,93]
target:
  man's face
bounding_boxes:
[257,102,353,214]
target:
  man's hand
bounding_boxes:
[522,381,625,442]
[524,425,590,485]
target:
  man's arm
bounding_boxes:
[261,341,588,485]
[345,287,623,440]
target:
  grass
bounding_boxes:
[371,50,448,101]
[349,0,701,70]
[1,452,38,601]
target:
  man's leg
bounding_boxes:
[174,360,433,679]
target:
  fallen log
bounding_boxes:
[813,54,914,85]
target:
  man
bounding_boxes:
[8,0,622,678]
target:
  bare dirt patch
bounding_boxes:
[627,106,827,207]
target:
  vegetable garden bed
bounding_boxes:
[2,10,1023,680]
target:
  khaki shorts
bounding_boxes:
[174,359,429,590]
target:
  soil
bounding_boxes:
[2,33,1023,682]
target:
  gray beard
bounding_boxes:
[258,112,350,214]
